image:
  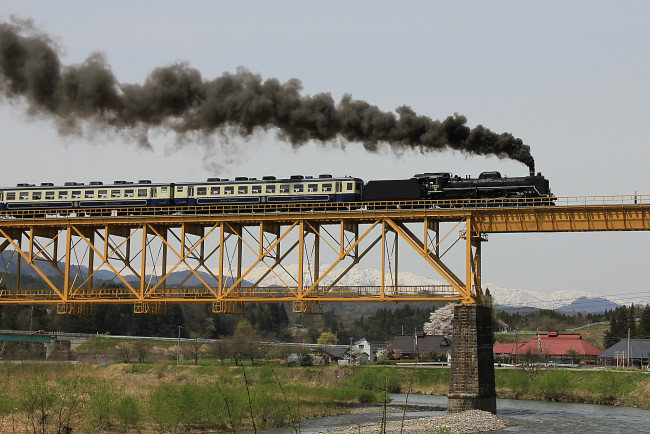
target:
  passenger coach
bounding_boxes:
[0,175,364,214]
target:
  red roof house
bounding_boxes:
[493,342,526,357]
[494,331,601,361]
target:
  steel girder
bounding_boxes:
[0,215,479,313]
[3,196,648,313]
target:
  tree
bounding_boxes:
[231,321,262,365]
[604,306,630,348]
[116,342,134,363]
[317,331,337,345]
[637,304,650,338]
[133,342,149,363]
[209,340,232,364]
[423,304,454,337]
[629,304,637,337]
[376,348,390,361]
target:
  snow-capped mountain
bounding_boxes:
[243,264,645,311]
[244,263,445,287]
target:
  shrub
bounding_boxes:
[115,396,141,431]
[87,380,118,431]
[19,378,57,434]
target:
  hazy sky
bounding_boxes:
[0,1,648,304]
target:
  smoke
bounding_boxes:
[0,19,534,168]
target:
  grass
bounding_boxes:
[0,362,387,433]
[1,360,648,432]
[494,368,650,408]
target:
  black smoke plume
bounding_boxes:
[0,20,534,168]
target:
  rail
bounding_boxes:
[0,194,647,222]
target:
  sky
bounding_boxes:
[0,1,648,304]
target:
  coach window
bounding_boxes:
[72,191,82,199]
[45,191,54,200]
[224,186,234,195]
[252,186,261,194]
[197,187,207,196]
[176,186,184,193]
[265,185,276,194]
[322,183,332,192]
[32,191,42,200]
[280,184,290,193]
[85,191,94,199]
[125,189,134,198]
[111,190,120,198]
[58,191,68,199]
[347,182,353,191]
[161,187,168,194]
[138,189,147,198]
[308,184,317,192]
[294,184,303,193]
[238,186,249,195]
[20,192,29,200]
[210,186,220,195]
[98,190,107,199]
[6,192,15,200]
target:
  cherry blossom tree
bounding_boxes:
[423,303,455,337]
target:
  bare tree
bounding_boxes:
[190,338,208,365]
[116,342,134,364]
[210,340,232,364]
[133,342,149,363]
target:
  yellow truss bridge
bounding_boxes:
[0,195,647,314]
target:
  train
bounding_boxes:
[0,169,554,214]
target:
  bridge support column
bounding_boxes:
[448,304,496,414]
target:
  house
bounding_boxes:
[315,345,348,365]
[353,337,387,363]
[493,342,526,361]
[598,339,650,368]
[388,333,452,361]
[493,331,601,363]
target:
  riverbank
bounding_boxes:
[375,365,650,410]
[0,362,648,432]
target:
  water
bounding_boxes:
[257,394,650,433]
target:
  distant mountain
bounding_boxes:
[0,249,644,310]
[557,296,621,314]
[0,250,251,287]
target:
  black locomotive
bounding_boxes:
[364,168,554,205]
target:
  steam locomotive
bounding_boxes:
[0,169,554,214]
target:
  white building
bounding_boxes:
[353,337,388,363]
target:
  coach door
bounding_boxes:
[335,182,342,201]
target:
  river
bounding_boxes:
[257,394,650,433]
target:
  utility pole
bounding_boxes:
[627,327,630,368]
[177,325,183,366]
[514,329,519,365]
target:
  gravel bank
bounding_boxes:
[320,407,512,433]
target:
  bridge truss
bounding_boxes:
[0,195,648,314]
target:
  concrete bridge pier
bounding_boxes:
[447,304,496,414]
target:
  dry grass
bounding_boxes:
[573,323,610,350]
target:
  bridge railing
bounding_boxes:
[0,285,458,301]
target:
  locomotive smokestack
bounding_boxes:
[529,164,535,177]
[0,19,535,166]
